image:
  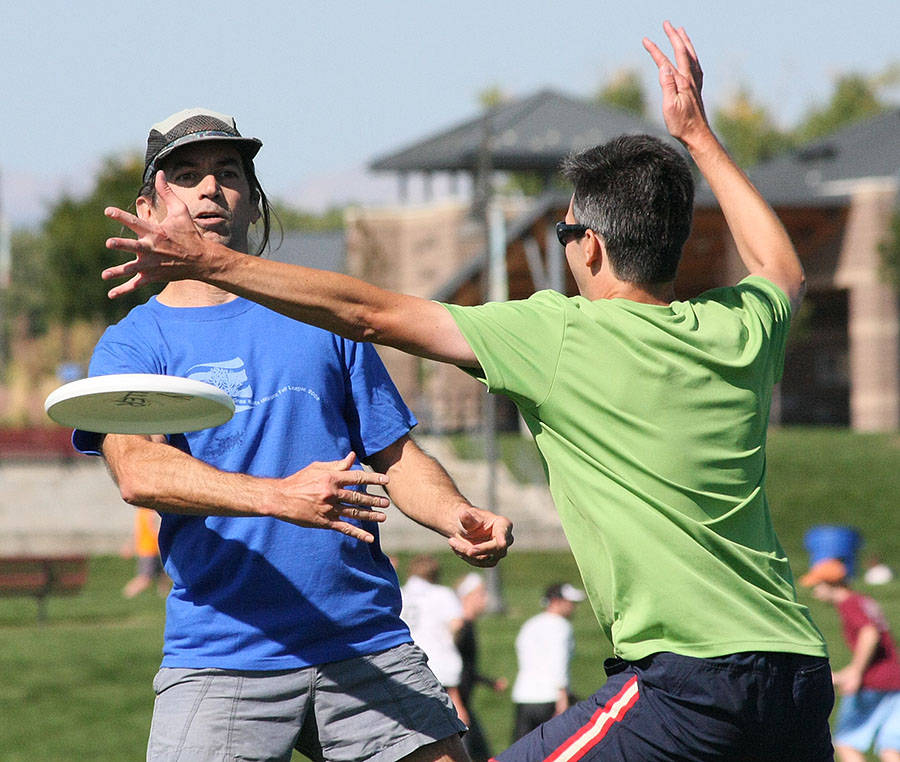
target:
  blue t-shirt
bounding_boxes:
[75,296,417,669]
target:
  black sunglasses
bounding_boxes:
[556,221,590,247]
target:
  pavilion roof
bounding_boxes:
[370,88,678,174]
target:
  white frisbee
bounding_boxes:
[44,373,236,434]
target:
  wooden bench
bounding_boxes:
[0,427,77,461]
[0,556,90,623]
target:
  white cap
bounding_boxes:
[543,582,586,604]
[455,572,484,599]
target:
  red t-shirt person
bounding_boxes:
[837,592,900,692]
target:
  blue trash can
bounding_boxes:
[803,525,862,578]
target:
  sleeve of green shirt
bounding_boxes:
[439,290,568,410]
[732,276,793,384]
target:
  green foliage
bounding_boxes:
[497,171,557,198]
[43,153,159,327]
[713,89,796,169]
[708,64,896,169]
[595,69,646,117]
[795,72,888,143]
[478,85,507,110]
[6,229,52,336]
[272,202,345,232]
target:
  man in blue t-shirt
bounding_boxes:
[82,108,513,762]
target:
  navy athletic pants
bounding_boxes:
[495,651,834,762]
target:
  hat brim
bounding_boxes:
[560,583,586,602]
[798,558,848,587]
[143,133,263,183]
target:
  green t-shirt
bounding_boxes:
[442,276,826,661]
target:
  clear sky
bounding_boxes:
[2,0,898,227]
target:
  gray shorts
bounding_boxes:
[147,642,466,762]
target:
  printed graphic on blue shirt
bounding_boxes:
[187,357,254,412]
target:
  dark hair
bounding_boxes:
[139,150,273,257]
[407,553,440,582]
[560,134,694,284]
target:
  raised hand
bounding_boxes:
[447,506,514,567]
[642,21,709,145]
[103,170,207,299]
[273,452,391,543]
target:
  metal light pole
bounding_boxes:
[482,200,509,613]
[0,168,10,378]
[472,105,509,613]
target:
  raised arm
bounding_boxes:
[102,175,479,367]
[643,21,806,312]
[101,434,393,543]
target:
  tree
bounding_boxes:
[271,203,345,232]
[795,72,888,143]
[478,85,507,110]
[6,228,52,337]
[713,89,795,169]
[595,69,647,116]
[43,153,160,327]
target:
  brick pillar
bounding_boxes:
[834,188,899,431]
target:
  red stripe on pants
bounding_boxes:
[544,676,640,762]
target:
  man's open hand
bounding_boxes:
[272,452,391,543]
[103,171,206,299]
[642,21,709,146]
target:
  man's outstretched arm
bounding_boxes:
[101,434,393,543]
[103,179,479,367]
[643,21,806,312]
[365,435,514,568]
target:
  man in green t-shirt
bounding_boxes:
[102,21,834,762]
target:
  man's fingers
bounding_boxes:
[641,37,668,68]
[337,502,388,522]
[458,509,482,533]
[105,206,149,236]
[107,273,143,300]
[104,206,138,225]
[154,171,192,218]
[451,536,508,555]
[334,521,376,544]
[335,488,390,510]
[336,470,389,488]
[448,516,512,566]
[447,538,506,567]
[324,454,390,489]
[105,236,143,255]
[677,25,700,63]
[320,452,357,472]
[643,38,679,94]
[102,259,141,282]
[662,21,697,84]
[155,170,176,202]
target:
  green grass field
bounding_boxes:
[2,427,900,760]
